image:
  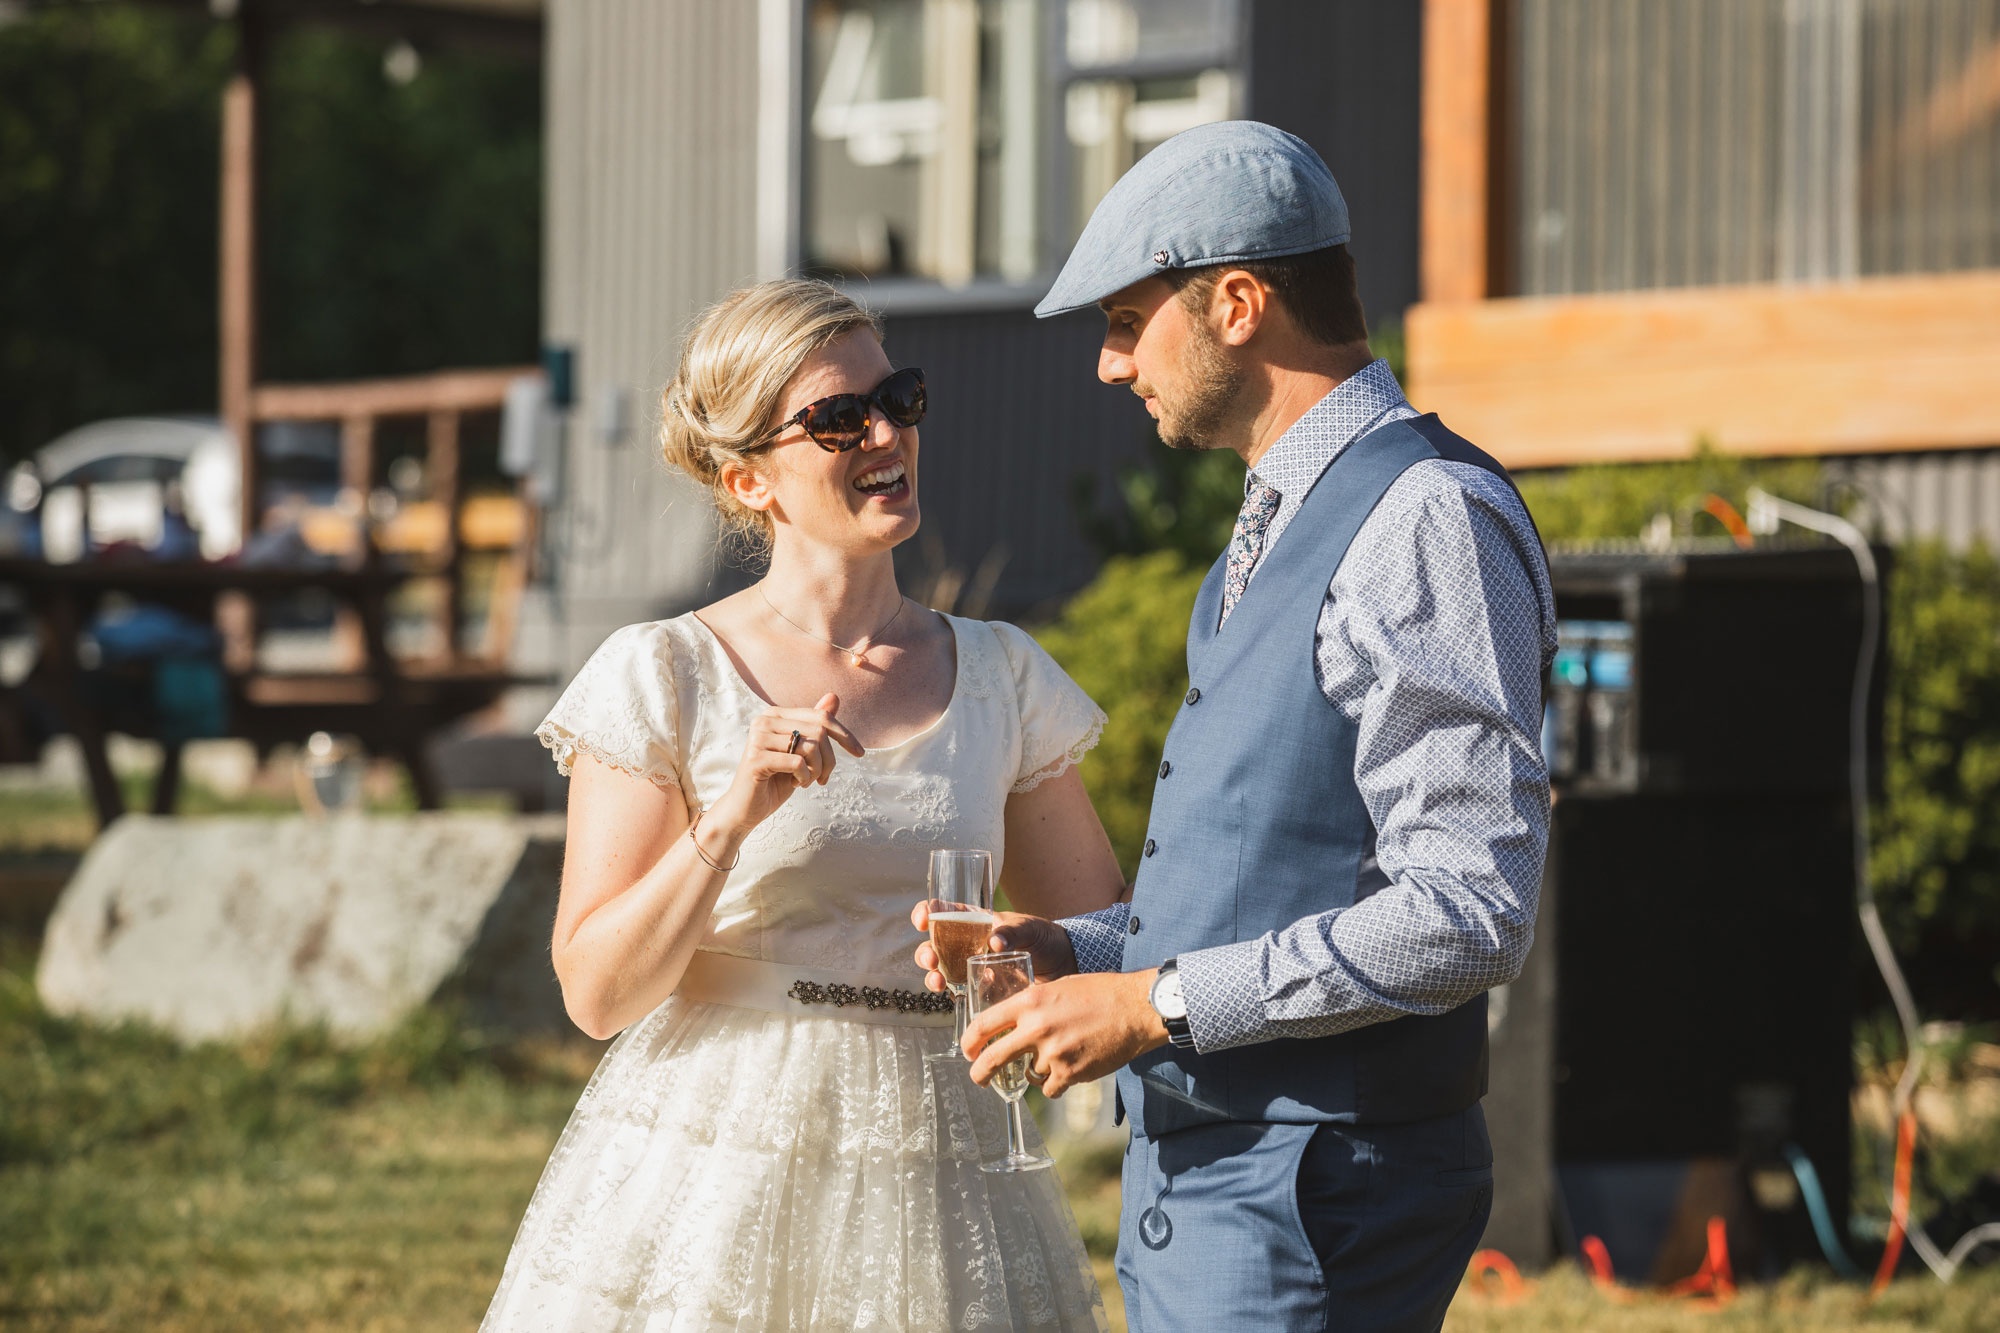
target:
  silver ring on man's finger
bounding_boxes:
[786,730,803,755]
[1026,1062,1048,1084]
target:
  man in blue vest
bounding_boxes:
[920,122,1556,1329]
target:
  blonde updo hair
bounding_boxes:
[661,279,883,556]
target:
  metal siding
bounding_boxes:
[1513,0,2000,297]
[882,308,1156,618]
[1828,448,2000,550]
[541,0,762,674]
[1245,1,1423,327]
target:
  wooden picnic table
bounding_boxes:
[0,555,535,825]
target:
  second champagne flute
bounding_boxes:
[925,848,994,1056]
[966,951,1053,1173]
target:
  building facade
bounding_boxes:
[523,0,1423,684]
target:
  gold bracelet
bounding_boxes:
[687,809,741,873]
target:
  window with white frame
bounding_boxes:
[1061,0,1240,245]
[802,0,1239,290]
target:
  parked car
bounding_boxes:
[6,415,342,563]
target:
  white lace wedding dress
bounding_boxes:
[483,611,1110,1332]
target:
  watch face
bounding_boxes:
[1151,970,1187,1021]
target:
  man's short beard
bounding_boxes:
[1157,320,1245,452]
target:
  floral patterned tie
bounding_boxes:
[1220,476,1282,625]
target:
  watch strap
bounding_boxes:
[1153,957,1196,1050]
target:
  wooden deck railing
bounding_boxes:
[241,365,541,670]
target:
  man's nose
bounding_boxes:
[1098,344,1135,386]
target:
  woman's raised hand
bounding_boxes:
[709,692,865,835]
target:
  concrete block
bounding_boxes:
[36,813,569,1041]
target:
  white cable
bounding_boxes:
[1942,1223,2000,1278]
[1746,490,1972,1283]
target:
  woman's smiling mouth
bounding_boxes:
[853,458,909,499]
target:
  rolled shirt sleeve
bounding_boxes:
[1177,463,1556,1053]
[1058,901,1130,975]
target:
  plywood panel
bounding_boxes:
[1406,271,2000,466]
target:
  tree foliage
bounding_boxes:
[0,5,540,461]
[0,7,231,458]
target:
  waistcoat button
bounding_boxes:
[1185,687,1201,706]
[1128,915,1142,935]
[1158,760,1172,779]
[1144,838,1157,857]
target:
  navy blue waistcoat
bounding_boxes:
[1119,413,1529,1138]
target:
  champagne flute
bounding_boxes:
[966,951,1053,1173]
[925,848,994,1057]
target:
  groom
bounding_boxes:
[932,122,1556,1330]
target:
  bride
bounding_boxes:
[482,279,1121,1331]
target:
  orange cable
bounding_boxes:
[1665,1216,1737,1309]
[1701,493,1756,548]
[1465,1249,1529,1305]
[1871,1109,1918,1296]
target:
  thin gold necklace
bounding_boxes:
[759,586,906,667]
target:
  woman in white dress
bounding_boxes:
[483,279,1123,1331]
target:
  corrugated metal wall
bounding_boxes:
[1512,0,2000,296]
[1247,0,1423,327]
[534,0,763,680]
[881,307,1156,619]
[1829,448,2000,549]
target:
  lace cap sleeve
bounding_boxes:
[986,620,1107,794]
[535,622,685,790]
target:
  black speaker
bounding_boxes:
[1483,545,1878,1278]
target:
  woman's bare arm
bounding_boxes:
[996,766,1126,920]
[551,695,861,1039]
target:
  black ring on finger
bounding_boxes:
[786,730,803,755]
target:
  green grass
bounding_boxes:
[0,767,511,857]
[0,930,593,1330]
[3,856,1997,1331]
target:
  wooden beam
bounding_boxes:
[220,66,259,545]
[1421,0,1494,303]
[250,366,536,421]
[1405,271,2000,467]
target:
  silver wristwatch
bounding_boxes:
[1149,957,1196,1050]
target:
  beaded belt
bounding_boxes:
[675,951,954,1028]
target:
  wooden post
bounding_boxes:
[220,11,262,542]
[340,412,376,495]
[218,6,264,675]
[1421,0,1496,303]
[428,408,463,661]
[333,413,376,668]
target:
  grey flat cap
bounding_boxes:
[1035,120,1350,318]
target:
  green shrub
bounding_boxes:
[1871,541,2000,1010]
[1513,444,1826,543]
[1036,550,1210,875]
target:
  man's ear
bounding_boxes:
[721,455,779,517]
[1210,269,1268,347]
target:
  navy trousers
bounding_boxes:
[1115,1107,1493,1332]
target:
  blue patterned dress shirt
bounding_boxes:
[1060,358,1558,1052]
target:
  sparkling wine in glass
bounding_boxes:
[926,848,994,1057]
[966,950,1053,1173]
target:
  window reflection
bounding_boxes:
[806,0,1041,286]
